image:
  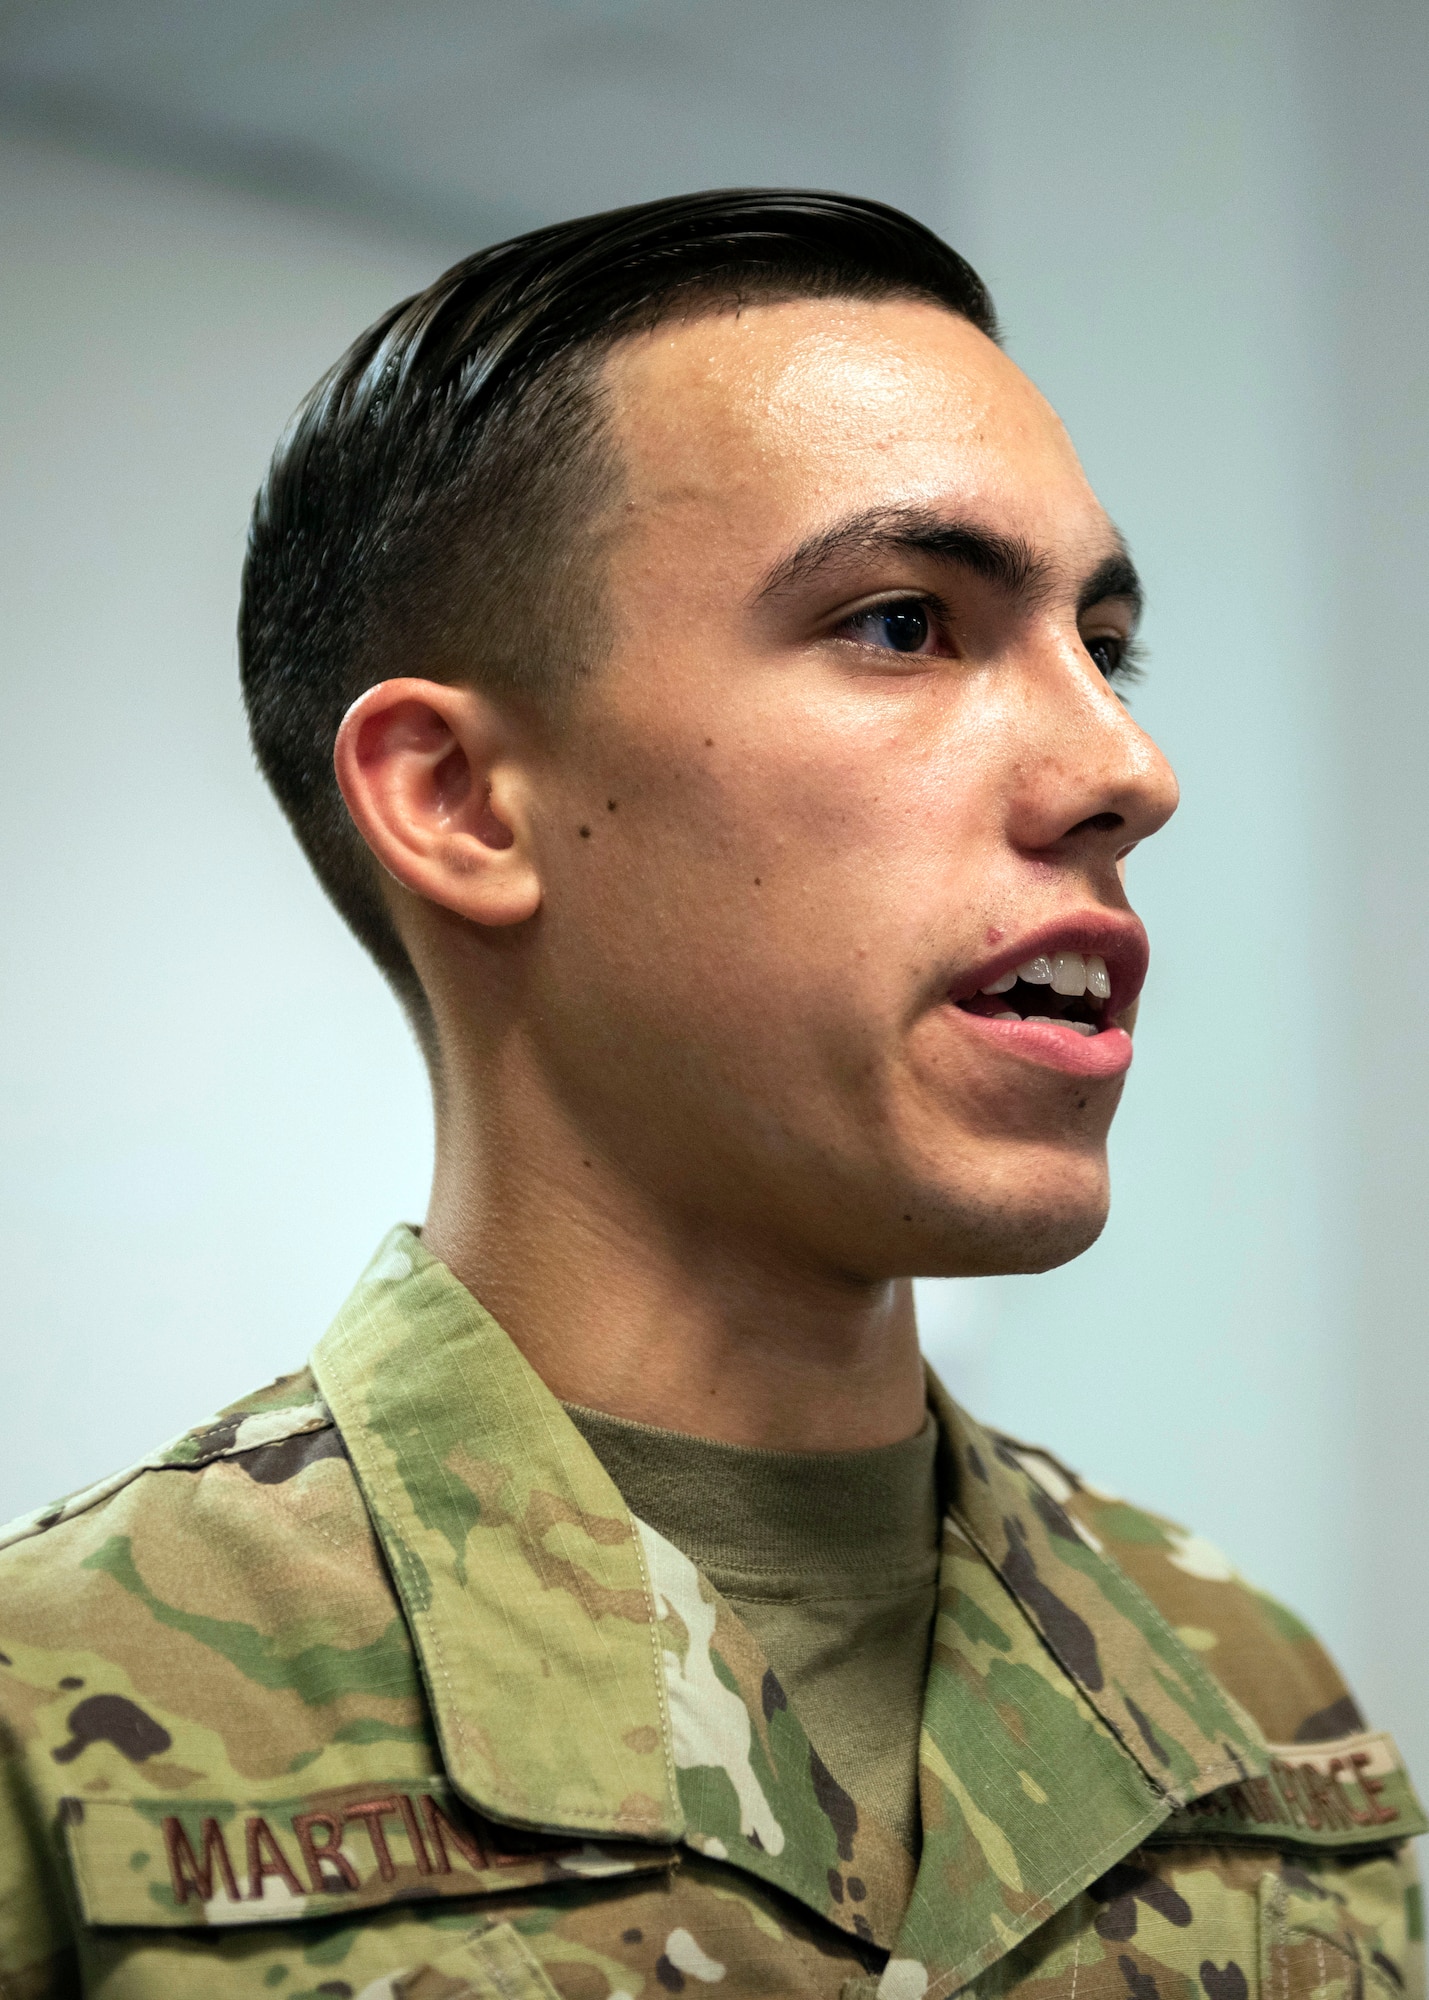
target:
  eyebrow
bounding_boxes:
[1077,550,1143,620]
[754,502,1142,621]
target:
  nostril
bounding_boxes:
[1067,810,1123,836]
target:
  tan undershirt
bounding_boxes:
[563,1402,943,1854]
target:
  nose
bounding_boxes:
[1013,665,1179,867]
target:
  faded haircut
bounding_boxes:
[238,189,998,1047]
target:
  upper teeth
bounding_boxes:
[981,952,1110,1001]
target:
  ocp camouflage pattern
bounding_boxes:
[0,1227,1421,1999]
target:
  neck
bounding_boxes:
[420,1065,927,1453]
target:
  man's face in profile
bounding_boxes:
[485,296,1179,1282]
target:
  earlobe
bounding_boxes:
[333,678,542,927]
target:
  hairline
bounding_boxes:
[409,277,987,736]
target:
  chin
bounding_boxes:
[895,1146,1112,1280]
[974,1201,1109,1276]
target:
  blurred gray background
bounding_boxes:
[1,0,1424,1772]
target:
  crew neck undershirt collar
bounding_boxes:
[560,1401,942,1593]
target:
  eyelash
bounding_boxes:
[832,593,952,658]
[837,593,1148,689]
[1084,633,1148,688]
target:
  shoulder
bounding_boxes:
[0,1366,393,1674]
[0,1371,433,1983]
[989,1430,1362,1747]
[0,1366,338,1562]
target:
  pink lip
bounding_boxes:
[940,911,1148,1081]
[949,1011,1136,1079]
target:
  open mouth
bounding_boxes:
[955,951,1112,1038]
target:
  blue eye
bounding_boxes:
[847,600,931,653]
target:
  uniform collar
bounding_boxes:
[311,1228,915,1952]
[313,1229,1274,1988]
[895,1377,1273,1995]
[311,1226,682,1844]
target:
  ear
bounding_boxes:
[334,678,542,927]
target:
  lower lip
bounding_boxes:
[948,1007,1135,1079]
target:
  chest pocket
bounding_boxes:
[1135,1729,1426,2000]
[369,1920,562,1999]
[1258,1856,1414,2000]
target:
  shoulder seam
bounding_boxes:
[0,1397,334,1555]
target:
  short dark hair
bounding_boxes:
[238,189,998,1043]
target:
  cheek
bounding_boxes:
[560,719,983,1042]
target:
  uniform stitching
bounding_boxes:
[0,1407,333,1552]
[1271,1878,1289,2000]
[628,1509,682,1826]
[1285,1906,1396,2000]
[920,1801,1165,2000]
[326,1324,485,1809]
[184,1405,330,1451]
[63,1821,95,1916]
[316,1321,645,1835]
[174,1411,332,1458]
[472,1920,564,1998]
[953,1410,1273,1795]
[949,1499,1251,1804]
[1045,1515,1267,1777]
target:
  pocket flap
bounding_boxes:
[400,1921,563,1999]
[62,1781,674,1927]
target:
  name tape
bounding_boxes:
[63,1785,670,1928]
[163,1788,501,1906]
[1153,1731,1426,1848]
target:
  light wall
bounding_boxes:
[1325,0,1429,1772]
[1,1,1422,1778]
[0,128,440,1516]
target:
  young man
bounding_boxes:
[0,191,1420,1998]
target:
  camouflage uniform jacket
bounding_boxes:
[0,1227,1422,2000]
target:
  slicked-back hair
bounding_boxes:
[238,189,998,1048]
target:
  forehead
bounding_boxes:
[600,294,1105,559]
